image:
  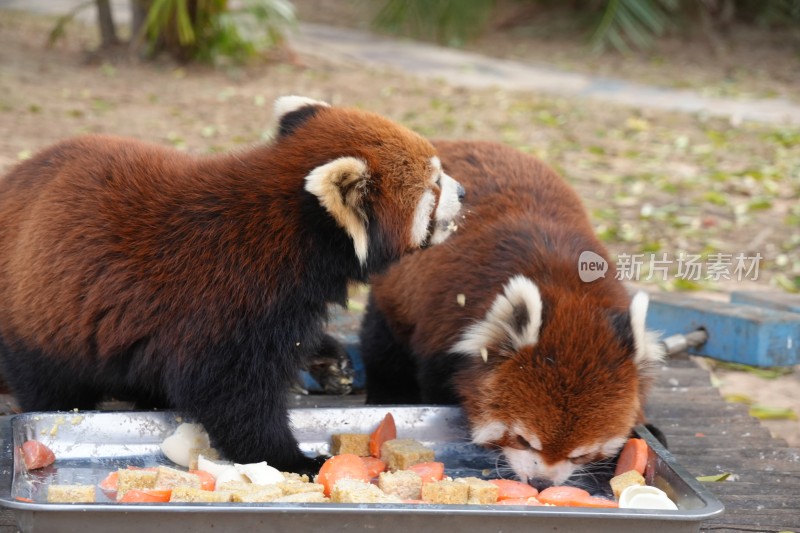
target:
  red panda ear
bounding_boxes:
[273,95,330,137]
[630,291,665,368]
[450,275,543,361]
[304,157,370,266]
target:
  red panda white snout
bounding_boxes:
[451,276,664,486]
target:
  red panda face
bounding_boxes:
[273,96,463,271]
[451,276,663,486]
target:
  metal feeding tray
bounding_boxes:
[0,407,723,532]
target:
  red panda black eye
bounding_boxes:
[515,435,532,450]
[569,454,593,465]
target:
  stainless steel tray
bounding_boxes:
[0,407,723,532]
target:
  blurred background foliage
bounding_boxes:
[53,0,800,64]
[372,0,800,52]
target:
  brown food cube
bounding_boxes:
[116,469,158,500]
[454,477,498,504]
[188,448,219,470]
[278,481,325,496]
[170,486,232,503]
[229,485,283,502]
[610,469,646,500]
[282,472,310,483]
[331,433,371,456]
[217,481,258,493]
[47,484,96,503]
[421,480,469,504]
[273,491,329,503]
[330,479,401,504]
[380,439,435,471]
[154,466,201,490]
[378,470,422,500]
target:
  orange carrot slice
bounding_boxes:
[99,471,119,492]
[489,479,539,500]
[369,413,397,458]
[538,486,618,508]
[407,462,445,484]
[614,438,649,477]
[316,454,371,496]
[21,440,55,470]
[360,456,387,478]
[495,496,543,506]
[118,489,172,503]
[189,469,216,491]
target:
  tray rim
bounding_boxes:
[0,408,725,522]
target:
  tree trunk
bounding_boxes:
[96,0,119,48]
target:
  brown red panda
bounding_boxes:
[359,140,663,487]
[0,96,463,473]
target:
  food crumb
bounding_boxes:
[456,294,466,307]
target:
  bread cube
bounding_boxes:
[378,470,422,500]
[282,472,310,483]
[421,479,469,504]
[277,481,325,496]
[154,466,201,490]
[116,469,157,500]
[610,469,646,500]
[229,485,283,502]
[273,491,329,503]
[380,439,435,471]
[170,486,232,502]
[454,477,498,504]
[331,433,371,456]
[330,479,401,504]
[47,484,96,503]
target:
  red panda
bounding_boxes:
[0,96,463,473]
[359,140,663,487]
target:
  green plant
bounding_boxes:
[589,0,679,52]
[372,0,494,47]
[144,0,295,63]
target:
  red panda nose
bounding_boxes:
[456,183,466,201]
[528,477,554,492]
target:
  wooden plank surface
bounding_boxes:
[0,356,798,532]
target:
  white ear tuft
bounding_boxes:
[630,291,665,366]
[273,95,330,122]
[450,275,543,359]
[304,156,370,266]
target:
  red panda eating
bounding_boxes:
[359,140,663,487]
[0,96,463,473]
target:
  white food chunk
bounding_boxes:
[235,461,284,485]
[160,423,211,468]
[618,485,678,510]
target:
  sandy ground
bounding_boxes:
[0,6,798,447]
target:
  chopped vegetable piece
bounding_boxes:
[614,438,648,477]
[99,471,119,493]
[189,469,216,491]
[489,479,539,500]
[495,497,543,506]
[538,486,618,508]
[21,440,56,470]
[369,413,397,458]
[317,454,370,497]
[360,456,387,478]
[118,489,172,503]
[407,462,445,484]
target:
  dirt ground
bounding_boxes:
[0,6,798,446]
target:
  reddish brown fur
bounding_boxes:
[361,140,656,481]
[0,101,451,472]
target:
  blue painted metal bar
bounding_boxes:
[730,290,800,314]
[647,292,800,367]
